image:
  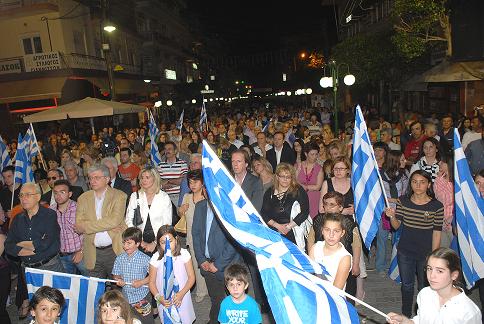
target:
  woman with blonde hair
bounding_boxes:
[251,155,274,193]
[261,163,310,249]
[321,125,335,145]
[125,166,173,254]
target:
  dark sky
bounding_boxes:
[188,0,337,56]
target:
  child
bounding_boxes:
[218,263,262,324]
[112,227,153,324]
[148,225,195,324]
[29,286,65,324]
[98,290,141,324]
[309,213,352,290]
[387,247,481,324]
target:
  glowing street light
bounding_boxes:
[154,101,162,108]
[166,100,173,106]
[306,88,313,94]
[143,79,151,83]
[191,99,197,104]
[103,25,116,33]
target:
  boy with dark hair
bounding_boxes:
[218,263,262,324]
[112,227,153,323]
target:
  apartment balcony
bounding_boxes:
[0,0,59,17]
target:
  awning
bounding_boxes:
[401,74,428,91]
[422,60,484,82]
[86,77,150,95]
[0,77,66,104]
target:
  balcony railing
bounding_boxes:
[0,0,59,12]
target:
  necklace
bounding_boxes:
[304,162,315,184]
[274,190,288,213]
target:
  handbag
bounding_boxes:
[133,191,143,227]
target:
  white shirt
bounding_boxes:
[254,143,272,156]
[94,189,113,247]
[462,131,481,151]
[312,241,352,289]
[275,146,283,165]
[230,139,244,148]
[387,141,401,151]
[412,286,481,324]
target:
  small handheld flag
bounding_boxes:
[148,111,162,166]
[162,237,181,324]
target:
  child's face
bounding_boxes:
[100,303,122,323]
[226,278,248,303]
[123,239,140,255]
[322,220,345,247]
[159,233,176,252]
[426,257,459,292]
[30,298,61,324]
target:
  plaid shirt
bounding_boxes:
[112,250,150,304]
[50,200,83,253]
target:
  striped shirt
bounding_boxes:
[157,158,188,195]
[50,200,83,253]
[396,196,444,259]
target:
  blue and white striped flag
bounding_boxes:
[199,100,207,131]
[148,111,162,166]
[14,133,34,184]
[388,228,402,283]
[25,267,106,324]
[24,123,40,160]
[0,135,11,169]
[202,141,359,324]
[176,110,184,131]
[454,128,484,289]
[162,237,181,324]
[351,105,387,249]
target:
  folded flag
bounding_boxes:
[148,111,162,166]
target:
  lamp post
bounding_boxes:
[319,59,355,133]
[101,0,116,100]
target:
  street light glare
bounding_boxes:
[103,25,116,33]
[344,74,356,86]
[166,100,173,106]
[154,101,162,108]
[191,99,196,104]
[306,88,313,94]
[286,91,292,96]
[319,77,332,88]
[143,79,151,83]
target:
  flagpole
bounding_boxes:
[29,123,47,171]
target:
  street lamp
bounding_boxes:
[319,59,355,132]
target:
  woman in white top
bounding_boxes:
[409,137,440,183]
[309,213,352,290]
[387,247,481,324]
[125,166,172,254]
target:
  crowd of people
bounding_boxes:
[0,103,482,324]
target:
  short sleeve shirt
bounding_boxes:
[218,295,262,324]
[112,250,150,304]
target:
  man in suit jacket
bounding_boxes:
[192,200,240,324]
[231,149,263,212]
[41,169,83,205]
[75,164,127,279]
[266,131,296,171]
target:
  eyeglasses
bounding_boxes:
[333,167,347,172]
[88,175,107,182]
[277,174,292,180]
[53,190,68,196]
[19,192,39,199]
[47,176,58,181]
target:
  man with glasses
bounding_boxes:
[49,179,88,276]
[41,169,83,206]
[5,182,64,272]
[75,164,127,279]
[65,160,88,192]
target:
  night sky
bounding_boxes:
[188,0,337,56]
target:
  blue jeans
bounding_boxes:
[375,221,389,272]
[397,250,427,317]
[60,254,89,276]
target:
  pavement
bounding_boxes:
[7,242,482,323]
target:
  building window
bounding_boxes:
[22,35,43,54]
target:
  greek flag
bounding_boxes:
[25,267,106,324]
[454,128,484,289]
[388,228,402,283]
[351,105,386,249]
[162,237,181,324]
[202,141,358,324]
[14,133,34,184]
[24,123,40,160]
[199,100,207,130]
[0,135,11,169]
[176,109,184,131]
[148,111,162,165]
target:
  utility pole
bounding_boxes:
[101,0,116,100]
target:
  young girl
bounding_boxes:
[29,286,65,324]
[148,225,195,324]
[98,290,141,324]
[387,247,481,324]
[309,213,352,290]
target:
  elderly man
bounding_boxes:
[5,182,63,272]
[65,160,89,192]
[157,141,188,205]
[75,164,127,279]
[41,168,83,205]
[252,132,272,158]
[101,156,132,199]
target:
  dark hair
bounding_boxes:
[426,247,463,287]
[321,213,345,232]
[274,131,285,138]
[231,149,250,165]
[122,227,142,243]
[383,150,405,180]
[478,168,484,179]
[48,168,63,178]
[120,147,132,156]
[407,169,435,198]
[34,168,47,182]
[239,144,255,159]
[373,141,389,153]
[164,141,177,150]
[1,165,14,174]
[187,169,203,183]
[224,263,250,286]
[303,141,320,156]
[156,225,181,259]
[416,137,441,162]
[409,121,422,131]
[53,179,72,192]
[29,286,65,312]
[322,191,344,208]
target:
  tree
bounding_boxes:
[392,0,451,59]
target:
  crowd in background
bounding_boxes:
[0,103,483,324]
